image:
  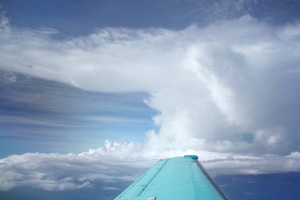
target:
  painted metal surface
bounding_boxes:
[114,155,228,200]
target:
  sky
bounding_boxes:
[1,0,300,199]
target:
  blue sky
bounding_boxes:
[0,71,156,157]
[3,0,300,37]
[1,0,300,199]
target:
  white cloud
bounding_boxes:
[0,141,149,191]
[1,13,300,190]
[1,140,300,191]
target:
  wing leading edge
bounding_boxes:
[114,155,228,200]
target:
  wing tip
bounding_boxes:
[184,155,199,160]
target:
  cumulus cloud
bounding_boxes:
[1,15,300,155]
[0,141,149,191]
[1,12,300,190]
[1,140,300,191]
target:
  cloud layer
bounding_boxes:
[0,141,148,191]
[1,140,300,191]
[1,13,300,190]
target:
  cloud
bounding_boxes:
[1,12,300,190]
[2,15,300,155]
[204,151,300,175]
[0,141,149,191]
[1,140,300,191]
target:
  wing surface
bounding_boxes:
[114,155,228,200]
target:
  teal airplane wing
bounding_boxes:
[114,155,228,200]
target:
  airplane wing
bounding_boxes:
[114,155,228,200]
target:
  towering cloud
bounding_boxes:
[1,14,300,190]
